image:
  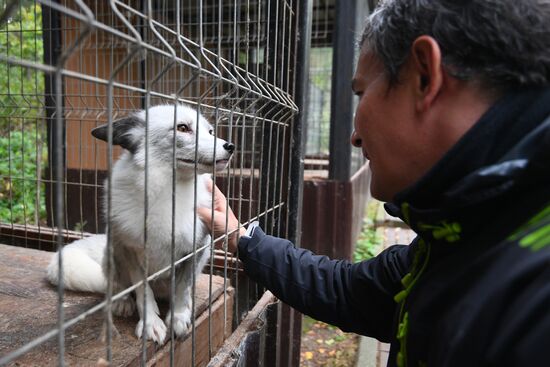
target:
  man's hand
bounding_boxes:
[197,180,246,254]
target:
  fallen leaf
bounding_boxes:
[328,350,336,356]
[334,334,347,342]
[304,351,313,360]
[316,339,323,344]
[325,339,335,346]
[318,348,326,354]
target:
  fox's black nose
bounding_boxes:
[223,142,235,154]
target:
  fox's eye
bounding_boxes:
[177,124,190,133]
[209,129,214,135]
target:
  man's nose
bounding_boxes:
[350,130,362,147]
[223,142,235,153]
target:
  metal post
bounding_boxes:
[328,0,357,181]
[288,0,312,247]
[286,1,313,366]
[42,3,62,230]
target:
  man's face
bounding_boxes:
[351,48,423,202]
[351,40,495,202]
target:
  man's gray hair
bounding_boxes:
[362,0,550,90]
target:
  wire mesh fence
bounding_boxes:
[0,0,300,365]
[304,46,330,173]
[303,0,331,173]
[303,0,366,178]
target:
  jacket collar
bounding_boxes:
[385,87,550,246]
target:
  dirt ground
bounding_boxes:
[300,316,359,366]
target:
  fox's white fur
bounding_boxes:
[47,105,233,344]
[47,234,107,293]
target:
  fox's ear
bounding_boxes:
[91,115,143,154]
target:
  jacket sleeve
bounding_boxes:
[237,227,415,342]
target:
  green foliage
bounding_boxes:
[0,4,46,224]
[353,200,384,262]
[309,48,333,91]
[353,218,383,262]
[0,3,44,134]
[307,47,333,155]
[0,129,47,224]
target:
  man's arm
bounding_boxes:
[238,227,414,342]
[197,181,413,341]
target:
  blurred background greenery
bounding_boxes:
[0,2,47,225]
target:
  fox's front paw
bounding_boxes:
[165,308,191,337]
[135,315,167,344]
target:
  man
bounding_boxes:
[198,1,550,366]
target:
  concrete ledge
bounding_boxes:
[356,337,390,366]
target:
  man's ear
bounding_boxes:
[410,35,443,112]
[91,115,144,154]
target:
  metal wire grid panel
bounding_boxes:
[0,0,298,365]
[304,0,367,178]
[303,0,331,173]
[305,47,330,158]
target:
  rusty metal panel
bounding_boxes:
[301,163,371,260]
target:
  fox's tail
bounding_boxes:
[46,234,107,294]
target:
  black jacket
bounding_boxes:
[238,87,550,367]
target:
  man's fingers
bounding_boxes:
[204,179,213,193]
[204,179,228,208]
[212,185,227,209]
[212,183,224,198]
[197,207,215,225]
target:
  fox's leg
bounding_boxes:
[165,246,210,337]
[123,248,167,344]
[103,240,136,317]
